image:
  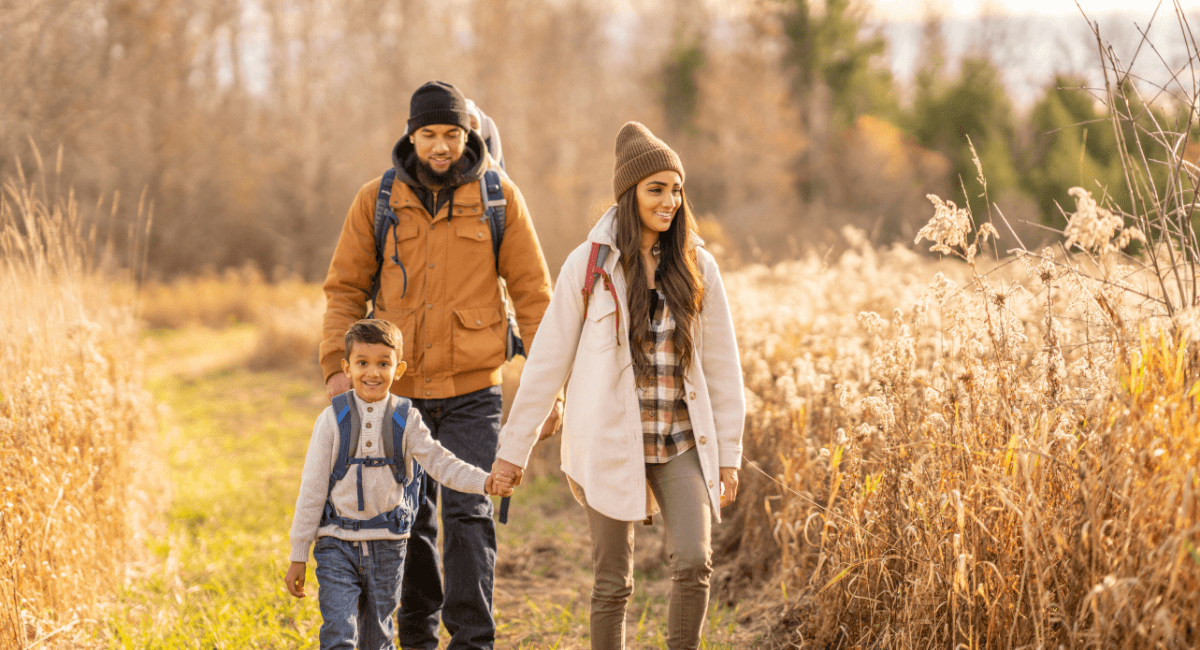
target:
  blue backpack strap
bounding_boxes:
[368,168,406,317]
[480,170,526,359]
[330,393,354,486]
[480,169,507,273]
[381,396,410,485]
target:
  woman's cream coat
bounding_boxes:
[497,207,745,522]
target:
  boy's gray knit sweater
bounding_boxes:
[289,391,488,562]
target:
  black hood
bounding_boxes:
[391,128,488,191]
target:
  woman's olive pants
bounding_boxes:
[582,446,713,650]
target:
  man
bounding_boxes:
[320,80,561,650]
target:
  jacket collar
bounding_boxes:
[586,205,706,254]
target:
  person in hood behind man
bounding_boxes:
[319,80,562,650]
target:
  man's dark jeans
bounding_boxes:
[398,385,501,650]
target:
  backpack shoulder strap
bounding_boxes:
[381,395,411,484]
[369,169,405,316]
[581,243,620,344]
[480,169,507,274]
[329,392,361,486]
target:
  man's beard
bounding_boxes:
[416,156,466,188]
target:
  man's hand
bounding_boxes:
[325,372,351,400]
[485,473,514,497]
[537,398,564,441]
[719,467,739,507]
[490,458,525,488]
[285,561,307,598]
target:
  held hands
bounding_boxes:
[284,561,307,598]
[485,472,515,497]
[488,459,524,498]
[719,467,739,507]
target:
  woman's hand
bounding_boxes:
[537,397,564,441]
[719,467,739,507]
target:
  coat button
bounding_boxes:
[366,441,372,447]
[699,436,707,445]
[689,391,696,400]
[429,263,435,269]
[427,304,433,309]
[476,319,482,325]
[708,480,714,488]
[367,407,373,412]
[365,423,372,429]
[429,224,435,230]
[426,343,432,348]
[477,232,483,239]
[425,378,431,383]
[425,390,431,396]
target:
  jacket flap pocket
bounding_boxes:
[454,306,502,330]
[455,223,491,243]
[585,289,617,322]
[395,222,420,241]
[452,198,483,219]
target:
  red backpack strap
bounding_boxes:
[581,243,621,345]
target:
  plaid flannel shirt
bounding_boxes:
[636,273,695,464]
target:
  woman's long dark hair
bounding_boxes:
[614,186,704,382]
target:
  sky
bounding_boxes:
[868,0,1200,20]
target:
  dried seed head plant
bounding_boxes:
[722,6,1199,648]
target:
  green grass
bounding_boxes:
[107,363,327,648]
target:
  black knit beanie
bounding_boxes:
[407,81,471,133]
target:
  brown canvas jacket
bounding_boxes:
[320,132,553,399]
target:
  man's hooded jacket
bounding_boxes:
[320,130,553,399]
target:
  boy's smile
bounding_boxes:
[340,342,406,403]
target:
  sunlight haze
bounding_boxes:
[870,0,1200,20]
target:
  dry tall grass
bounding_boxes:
[726,195,1198,647]
[0,156,156,648]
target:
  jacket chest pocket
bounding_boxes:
[582,290,621,352]
[377,222,421,311]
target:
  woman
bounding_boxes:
[490,122,745,650]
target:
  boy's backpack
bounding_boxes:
[581,242,621,345]
[367,168,525,360]
[320,391,426,534]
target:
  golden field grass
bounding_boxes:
[0,164,160,648]
[3,157,1197,647]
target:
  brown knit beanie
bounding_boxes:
[612,122,685,201]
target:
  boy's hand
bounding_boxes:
[485,473,514,497]
[285,561,308,598]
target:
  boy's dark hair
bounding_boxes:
[344,319,403,359]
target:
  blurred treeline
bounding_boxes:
[1,0,1190,279]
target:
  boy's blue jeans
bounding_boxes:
[399,385,501,650]
[314,536,409,650]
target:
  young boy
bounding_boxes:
[284,319,512,649]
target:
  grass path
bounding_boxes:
[106,327,750,648]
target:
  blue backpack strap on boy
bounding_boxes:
[478,169,526,360]
[368,168,406,317]
[322,391,422,534]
